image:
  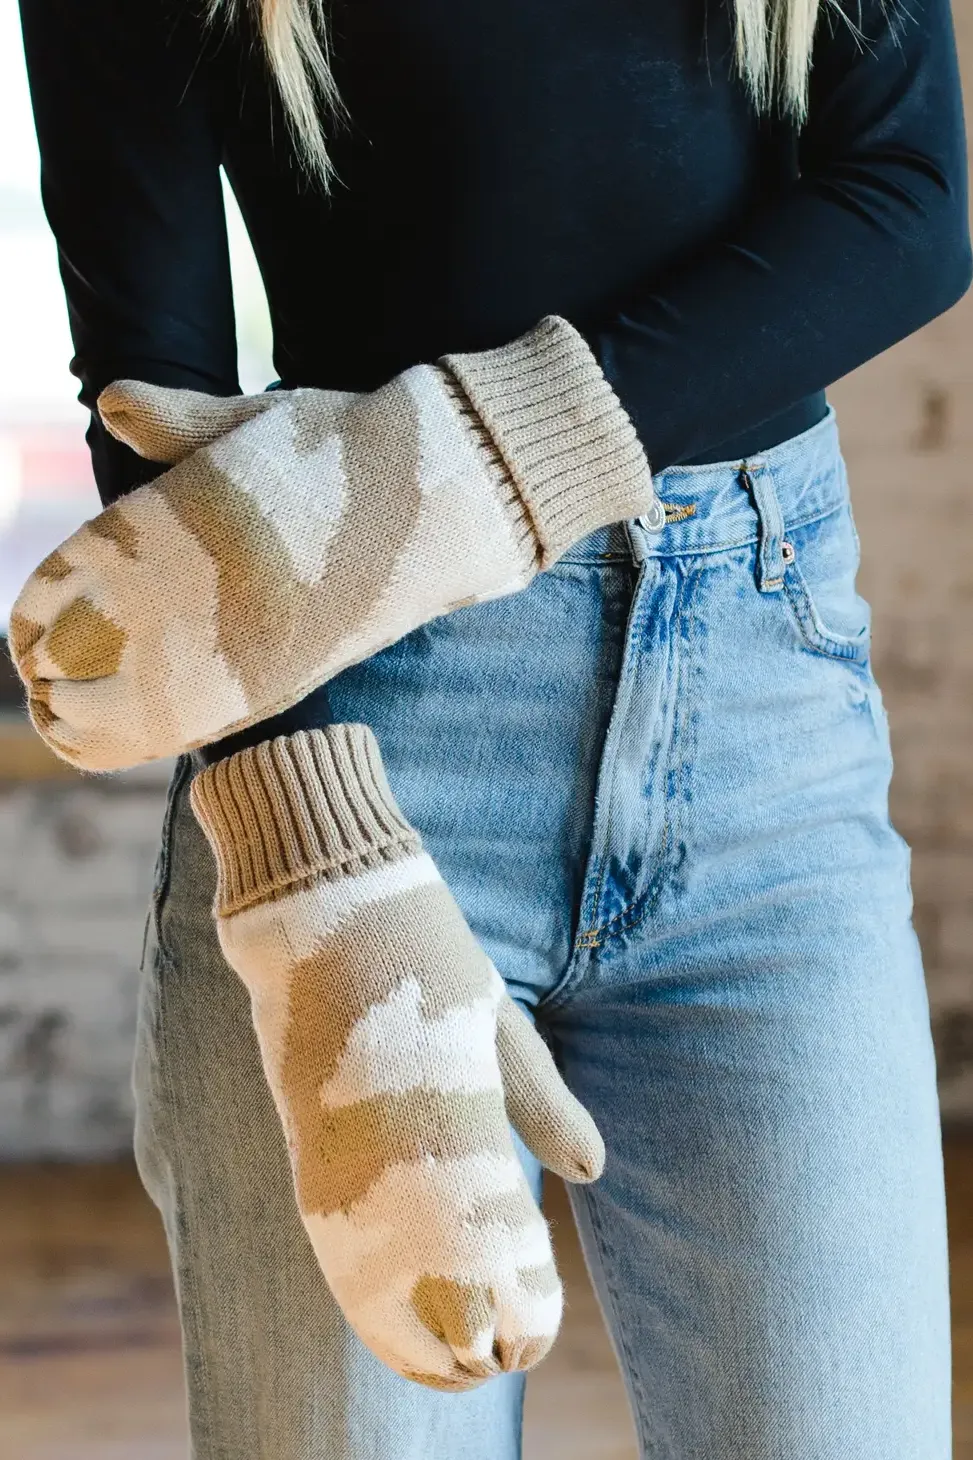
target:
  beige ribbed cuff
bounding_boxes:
[436,371,540,569]
[440,315,655,568]
[190,725,421,917]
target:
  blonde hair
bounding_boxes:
[211,0,830,187]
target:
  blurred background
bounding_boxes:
[1,0,972,1454]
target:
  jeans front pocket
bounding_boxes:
[781,503,872,667]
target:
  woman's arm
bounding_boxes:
[18,0,239,506]
[591,0,972,470]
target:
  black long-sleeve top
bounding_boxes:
[17,0,972,748]
[20,0,972,504]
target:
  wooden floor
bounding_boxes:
[2,1136,972,1460]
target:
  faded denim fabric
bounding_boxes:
[134,409,950,1459]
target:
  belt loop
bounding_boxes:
[740,461,785,593]
[624,517,650,565]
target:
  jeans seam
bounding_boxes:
[138,763,221,1456]
[536,567,649,1014]
[151,754,194,966]
[570,559,700,960]
[573,826,669,951]
[513,1366,528,1460]
[573,564,651,948]
[573,1186,659,1457]
[135,940,219,1458]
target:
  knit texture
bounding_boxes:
[442,315,652,566]
[10,314,655,771]
[192,723,420,913]
[191,725,606,1391]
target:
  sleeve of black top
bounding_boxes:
[591,0,972,472]
[18,0,240,507]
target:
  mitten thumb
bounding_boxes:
[97,380,279,462]
[496,994,605,1184]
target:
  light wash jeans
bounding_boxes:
[134,409,951,1459]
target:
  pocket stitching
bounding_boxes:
[782,562,871,664]
[779,501,871,666]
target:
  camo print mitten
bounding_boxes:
[189,724,604,1390]
[10,314,655,771]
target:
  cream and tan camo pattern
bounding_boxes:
[190,726,606,1390]
[10,315,654,772]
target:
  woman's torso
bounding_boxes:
[214,0,822,455]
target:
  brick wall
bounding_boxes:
[0,766,167,1157]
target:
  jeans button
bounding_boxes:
[638,499,666,533]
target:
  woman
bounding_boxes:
[15,0,970,1452]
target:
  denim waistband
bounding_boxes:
[561,407,846,566]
